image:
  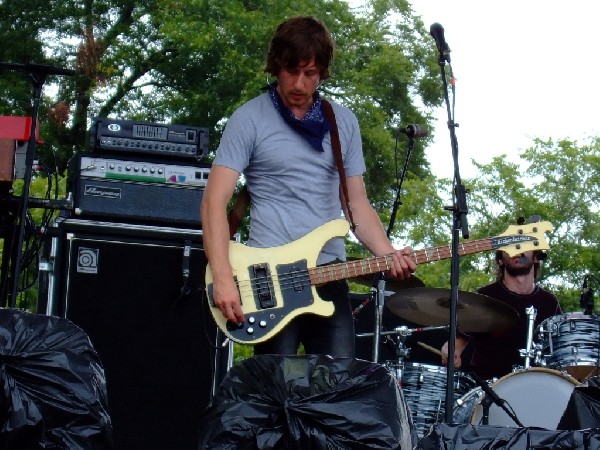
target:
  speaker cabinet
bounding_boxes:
[42,219,228,450]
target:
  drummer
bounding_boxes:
[441,216,562,380]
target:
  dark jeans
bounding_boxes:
[254,280,355,357]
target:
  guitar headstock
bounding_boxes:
[493,221,554,256]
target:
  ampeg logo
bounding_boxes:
[84,185,121,199]
[107,123,121,131]
[77,247,99,274]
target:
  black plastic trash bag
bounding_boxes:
[558,375,600,430]
[199,354,414,449]
[417,423,600,450]
[0,308,112,449]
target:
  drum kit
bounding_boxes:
[352,275,599,438]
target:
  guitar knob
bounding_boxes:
[248,316,256,324]
[259,320,267,328]
[226,321,244,331]
[246,327,254,335]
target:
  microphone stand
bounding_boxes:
[0,62,75,307]
[369,130,417,364]
[386,135,415,238]
[433,43,470,424]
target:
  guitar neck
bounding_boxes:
[309,237,494,285]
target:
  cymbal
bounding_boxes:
[384,288,519,333]
[349,274,425,292]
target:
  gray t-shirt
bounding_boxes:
[214,92,366,264]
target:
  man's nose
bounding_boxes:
[293,74,306,87]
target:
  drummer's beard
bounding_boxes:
[504,255,534,277]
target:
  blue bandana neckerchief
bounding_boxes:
[266,82,331,152]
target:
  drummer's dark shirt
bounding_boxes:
[467,281,562,380]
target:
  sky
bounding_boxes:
[403,1,600,180]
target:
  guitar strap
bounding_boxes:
[322,99,357,232]
[227,98,356,239]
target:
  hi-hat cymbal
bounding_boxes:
[384,287,519,333]
[349,274,425,292]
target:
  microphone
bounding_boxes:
[429,23,451,63]
[470,372,504,407]
[470,371,524,427]
[399,124,428,139]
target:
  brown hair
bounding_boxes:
[265,16,335,80]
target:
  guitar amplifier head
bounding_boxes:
[89,117,209,160]
[68,153,210,228]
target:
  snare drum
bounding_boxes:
[453,368,578,429]
[536,313,600,380]
[400,362,475,438]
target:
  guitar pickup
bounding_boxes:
[252,263,275,309]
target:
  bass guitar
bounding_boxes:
[205,219,553,344]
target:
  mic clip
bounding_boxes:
[399,124,428,139]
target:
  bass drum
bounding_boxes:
[466,368,579,429]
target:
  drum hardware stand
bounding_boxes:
[372,277,388,363]
[356,324,449,382]
[385,325,411,381]
[519,306,538,369]
[535,317,553,366]
[352,276,394,365]
[351,273,393,364]
[387,325,451,381]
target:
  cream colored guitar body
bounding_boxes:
[205,220,348,344]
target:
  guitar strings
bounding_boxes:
[232,237,497,301]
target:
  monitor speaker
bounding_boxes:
[43,220,228,450]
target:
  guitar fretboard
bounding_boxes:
[309,237,494,285]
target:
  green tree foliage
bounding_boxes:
[347,136,599,313]
[0,0,442,200]
[1,1,598,320]
[399,137,600,313]
[464,137,600,311]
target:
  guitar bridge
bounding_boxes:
[252,263,275,309]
